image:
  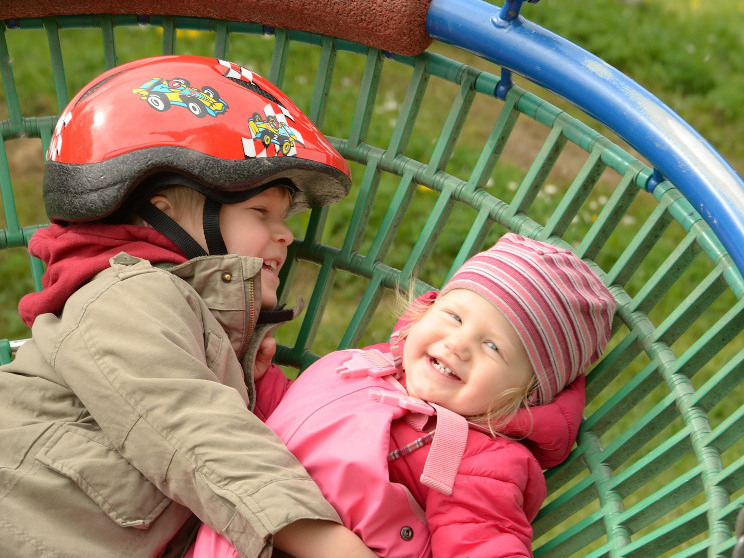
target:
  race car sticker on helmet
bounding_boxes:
[244,104,305,158]
[133,77,228,118]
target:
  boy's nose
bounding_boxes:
[274,221,294,245]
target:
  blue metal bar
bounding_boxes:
[426,0,744,275]
[499,0,540,22]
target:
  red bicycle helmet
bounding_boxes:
[43,55,351,256]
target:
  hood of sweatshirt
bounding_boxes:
[19,223,187,327]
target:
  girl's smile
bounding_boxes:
[402,289,534,417]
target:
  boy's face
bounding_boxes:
[402,289,534,417]
[219,187,293,309]
[173,186,293,309]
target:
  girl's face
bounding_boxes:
[402,289,534,417]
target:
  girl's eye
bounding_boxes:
[447,312,462,324]
[485,341,500,354]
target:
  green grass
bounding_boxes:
[520,0,744,173]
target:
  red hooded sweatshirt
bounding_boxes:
[19,224,187,327]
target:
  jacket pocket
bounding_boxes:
[35,423,170,529]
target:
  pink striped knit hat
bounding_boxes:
[439,233,615,405]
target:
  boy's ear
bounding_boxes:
[148,194,176,218]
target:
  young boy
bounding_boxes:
[0,55,375,558]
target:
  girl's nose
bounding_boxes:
[444,333,471,360]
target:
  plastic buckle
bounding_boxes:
[369,389,435,416]
[337,349,398,378]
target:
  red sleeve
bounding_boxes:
[425,440,546,558]
[253,363,292,422]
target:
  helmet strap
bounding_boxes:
[136,202,208,259]
[202,197,228,256]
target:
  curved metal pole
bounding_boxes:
[426,0,744,274]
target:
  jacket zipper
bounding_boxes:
[241,278,257,359]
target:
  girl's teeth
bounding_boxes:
[433,359,456,378]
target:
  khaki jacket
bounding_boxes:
[0,253,338,558]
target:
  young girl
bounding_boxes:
[190,233,616,557]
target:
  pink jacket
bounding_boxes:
[191,342,585,558]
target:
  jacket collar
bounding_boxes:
[164,255,263,361]
[164,256,301,395]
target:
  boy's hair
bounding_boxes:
[129,182,294,228]
[128,185,205,226]
[157,185,207,216]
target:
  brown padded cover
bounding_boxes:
[1,0,433,56]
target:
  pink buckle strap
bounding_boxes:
[420,403,468,496]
